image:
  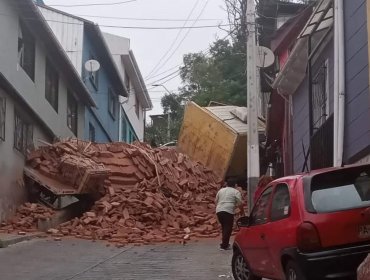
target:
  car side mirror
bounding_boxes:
[237,216,250,228]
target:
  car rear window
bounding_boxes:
[310,166,370,213]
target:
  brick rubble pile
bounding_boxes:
[0,203,55,233]
[3,139,227,245]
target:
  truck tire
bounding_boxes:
[285,260,306,280]
[232,250,261,280]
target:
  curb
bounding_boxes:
[0,232,44,248]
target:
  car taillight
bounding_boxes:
[297,222,322,252]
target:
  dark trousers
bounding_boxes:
[217,211,234,249]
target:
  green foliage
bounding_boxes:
[179,38,247,107]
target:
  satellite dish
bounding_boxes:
[84,59,100,73]
[255,46,275,68]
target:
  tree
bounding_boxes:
[145,0,247,144]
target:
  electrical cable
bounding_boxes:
[144,0,201,80]
[48,0,137,7]
[76,14,224,22]
[146,0,211,79]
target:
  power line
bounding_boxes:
[0,13,230,29]
[146,69,181,84]
[145,64,182,81]
[76,14,224,22]
[145,0,201,80]
[48,0,137,7]
[146,0,211,79]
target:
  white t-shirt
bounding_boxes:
[215,187,242,214]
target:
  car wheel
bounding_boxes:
[232,250,261,280]
[285,260,306,280]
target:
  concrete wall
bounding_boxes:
[0,87,51,221]
[0,0,85,139]
[343,0,370,163]
[82,31,120,142]
[0,0,86,219]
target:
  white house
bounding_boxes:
[103,33,152,142]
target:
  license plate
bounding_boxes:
[359,225,370,238]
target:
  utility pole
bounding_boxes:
[167,112,171,142]
[246,0,260,214]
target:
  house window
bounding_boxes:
[311,60,329,131]
[67,91,78,136]
[18,21,35,81]
[14,112,33,155]
[121,117,127,142]
[125,71,130,92]
[89,54,99,89]
[108,88,117,119]
[89,123,95,142]
[135,94,140,118]
[0,97,6,141]
[45,59,59,112]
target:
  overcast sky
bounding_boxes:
[43,0,229,115]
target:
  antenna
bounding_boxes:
[84,60,100,73]
[255,46,275,68]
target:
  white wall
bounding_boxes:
[103,33,146,141]
[39,6,84,75]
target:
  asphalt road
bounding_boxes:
[0,238,236,280]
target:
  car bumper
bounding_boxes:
[294,244,370,279]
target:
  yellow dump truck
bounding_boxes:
[177,102,265,181]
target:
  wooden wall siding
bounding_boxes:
[343,0,370,162]
[292,77,310,173]
[292,40,334,173]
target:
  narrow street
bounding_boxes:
[0,238,236,280]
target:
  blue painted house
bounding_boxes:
[38,5,128,142]
[265,0,370,174]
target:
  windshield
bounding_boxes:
[311,168,370,213]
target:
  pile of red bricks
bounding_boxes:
[4,140,225,245]
[0,203,55,233]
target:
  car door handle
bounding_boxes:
[260,233,266,240]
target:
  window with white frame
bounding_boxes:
[67,91,78,136]
[0,97,5,141]
[89,123,95,142]
[108,88,117,119]
[14,112,33,155]
[125,70,130,93]
[45,59,59,112]
[89,54,99,89]
[18,21,35,81]
[135,94,140,118]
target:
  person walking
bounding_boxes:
[215,178,244,250]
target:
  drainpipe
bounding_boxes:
[119,105,122,142]
[335,0,345,167]
[333,0,339,166]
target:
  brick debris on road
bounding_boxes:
[0,238,236,280]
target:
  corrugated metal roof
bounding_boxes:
[204,106,265,135]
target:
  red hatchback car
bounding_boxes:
[232,164,370,280]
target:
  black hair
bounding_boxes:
[226,177,237,187]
